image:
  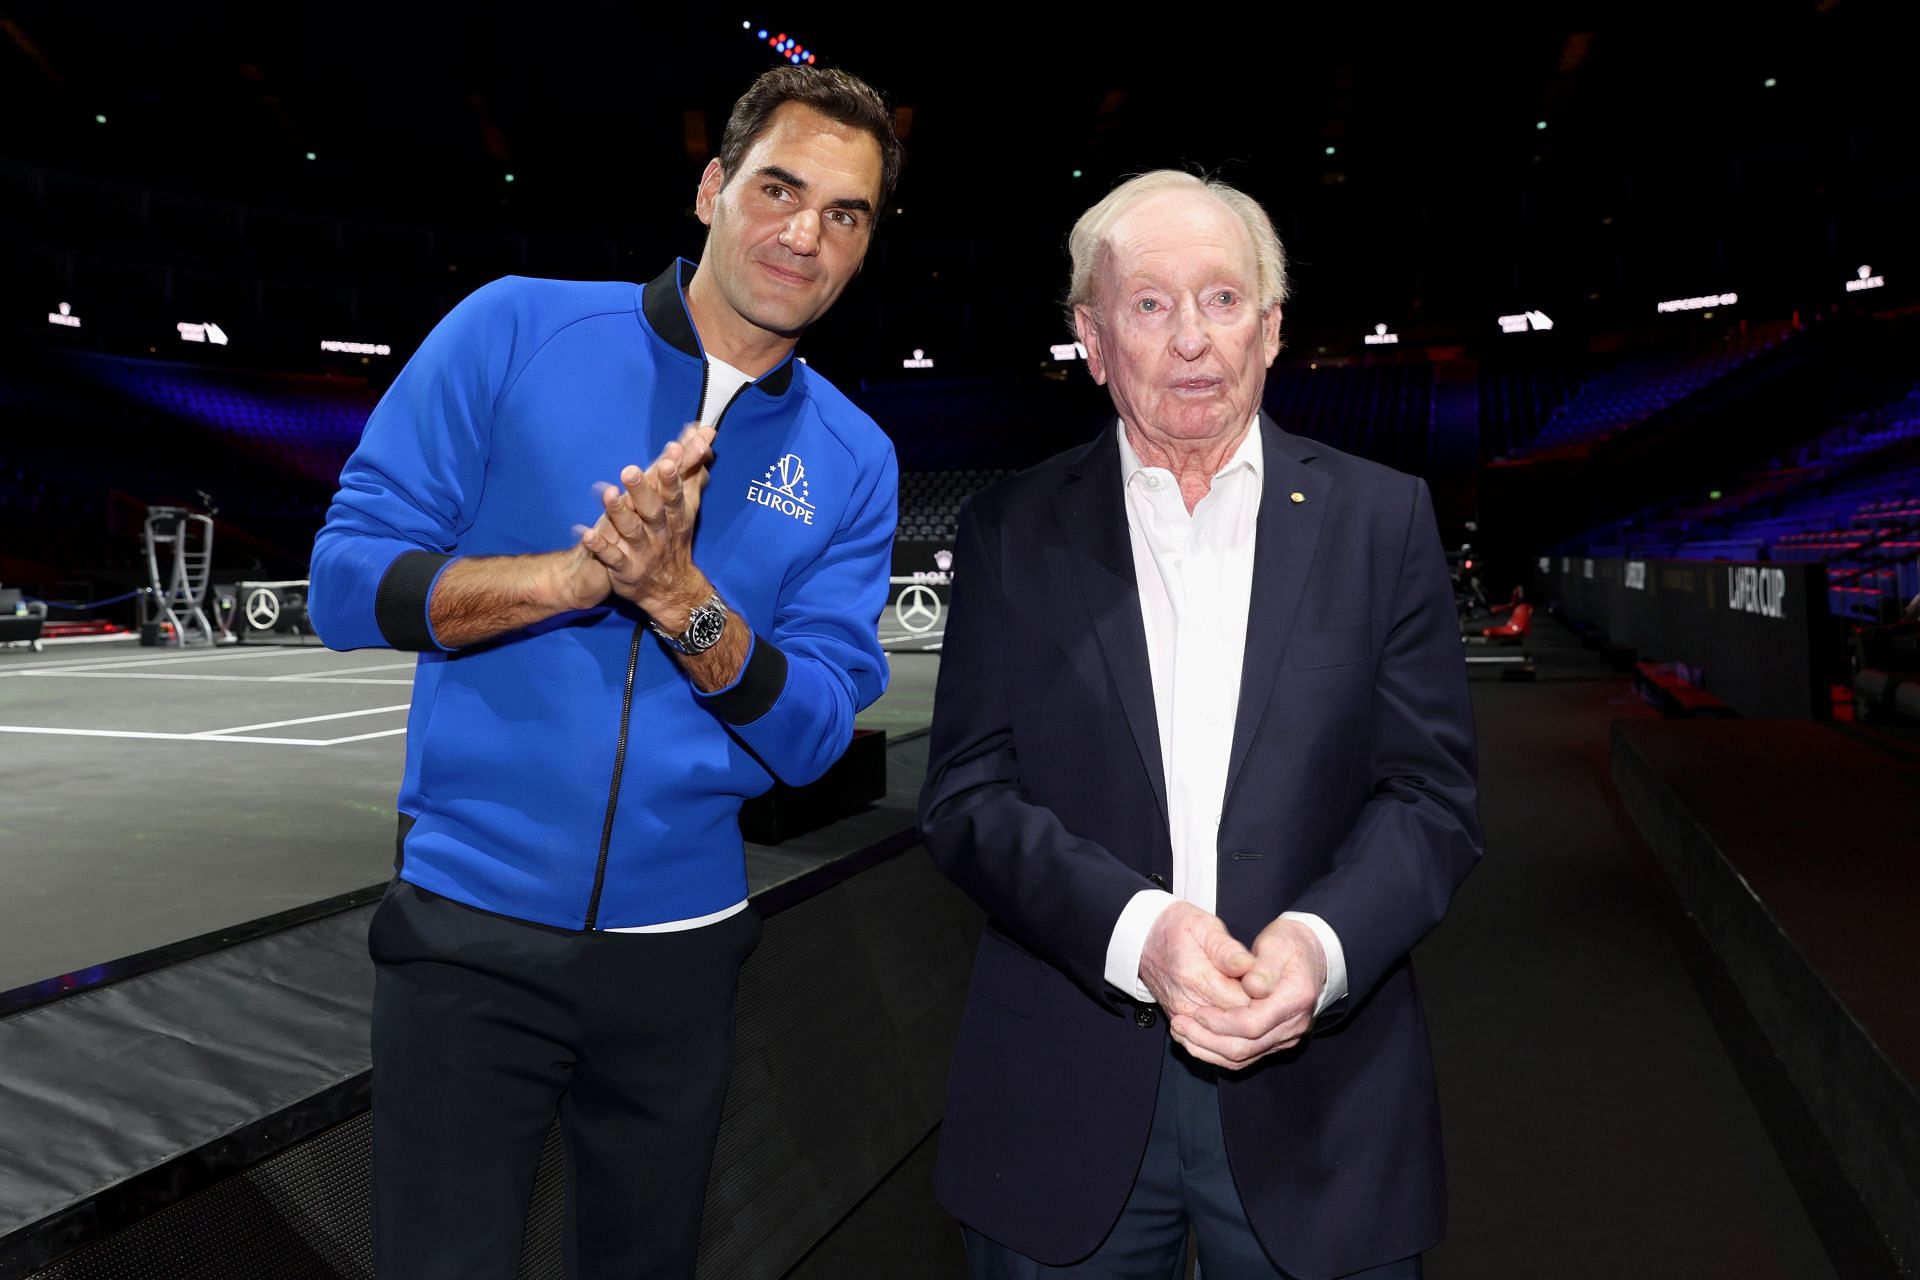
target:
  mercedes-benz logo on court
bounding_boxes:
[894,584,941,634]
[245,588,281,631]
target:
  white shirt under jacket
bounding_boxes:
[1101,419,1349,1014]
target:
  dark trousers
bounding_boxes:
[963,1040,1422,1280]
[368,880,761,1280]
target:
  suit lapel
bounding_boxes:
[1050,426,1169,829]
[1223,414,1331,807]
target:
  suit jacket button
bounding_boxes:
[1135,1005,1157,1028]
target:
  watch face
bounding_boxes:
[686,605,726,652]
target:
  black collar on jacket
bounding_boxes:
[642,258,798,397]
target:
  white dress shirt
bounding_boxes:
[1101,419,1349,1015]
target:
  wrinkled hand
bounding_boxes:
[1171,916,1326,1071]
[579,423,717,618]
[1139,900,1254,1027]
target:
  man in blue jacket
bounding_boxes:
[309,66,901,1279]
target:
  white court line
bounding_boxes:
[273,661,417,679]
[200,704,412,737]
[0,646,312,675]
[317,728,411,745]
[0,724,407,747]
[13,670,411,686]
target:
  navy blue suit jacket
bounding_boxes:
[918,414,1482,1279]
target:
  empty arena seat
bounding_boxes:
[1480,602,1533,640]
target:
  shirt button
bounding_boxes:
[1144,475,1161,490]
[1135,1005,1158,1029]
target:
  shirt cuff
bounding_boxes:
[1280,910,1348,1016]
[1105,889,1179,1002]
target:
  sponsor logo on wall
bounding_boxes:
[1726,566,1787,618]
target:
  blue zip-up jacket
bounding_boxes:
[309,261,897,929]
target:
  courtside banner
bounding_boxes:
[1534,555,1830,718]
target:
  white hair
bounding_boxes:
[1065,170,1290,328]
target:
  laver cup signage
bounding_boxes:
[1532,556,1830,718]
[1725,565,1787,618]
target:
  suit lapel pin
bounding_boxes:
[1290,491,1306,504]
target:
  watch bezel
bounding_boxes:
[654,593,727,655]
[682,600,727,653]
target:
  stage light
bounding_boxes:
[504,173,516,183]
[1710,490,1724,500]
[1071,169,1083,178]
[743,20,750,28]
[1363,323,1399,346]
[758,28,767,38]
[1325,146,1336,155]
[1535,120,1547,130]
[47,302,81,329]
[1764,77,1777,87]
[305,151,316,161]
[94,114,106,124]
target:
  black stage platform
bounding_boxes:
[0,730,978,1279]
[0,642,963,1278]
[1614,717,1920,1275]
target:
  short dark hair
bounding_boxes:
[718,66,903,214]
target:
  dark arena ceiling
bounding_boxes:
[2,3,1913,376]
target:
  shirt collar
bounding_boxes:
[1116,416,1264,487]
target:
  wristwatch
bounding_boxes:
[650,593,729,655]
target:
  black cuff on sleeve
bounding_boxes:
[704,631,788,725]
[374,551,452,651]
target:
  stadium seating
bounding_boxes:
[1507,323,1792,456]
[1550,381,1920,621]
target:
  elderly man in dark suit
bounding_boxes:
[918,171,1482,1279]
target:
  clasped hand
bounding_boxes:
[1139,901,1327,1071]
[559,423,717,620]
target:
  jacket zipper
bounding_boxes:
[581,361,755,929]
[584,624,644,929]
